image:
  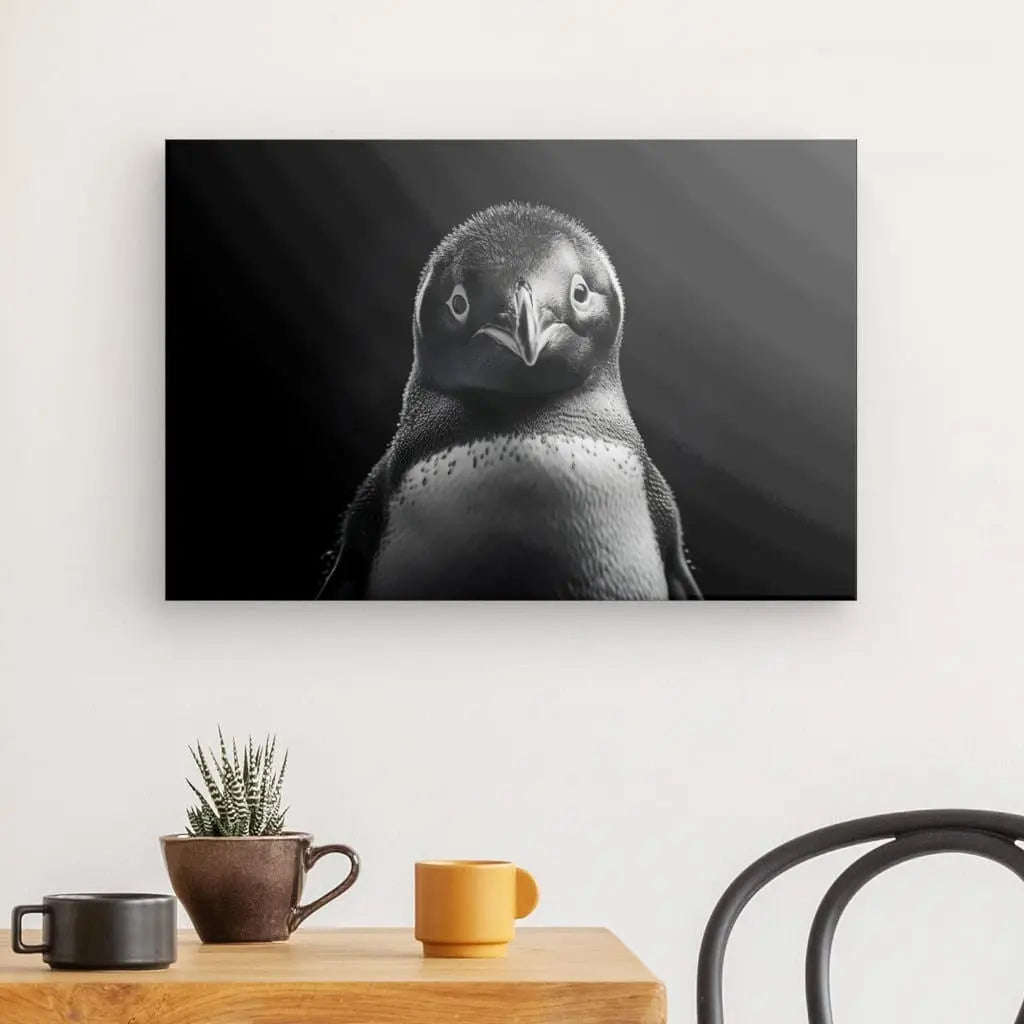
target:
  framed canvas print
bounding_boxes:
[166,140,856,600]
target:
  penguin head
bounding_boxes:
[412,203,624,396]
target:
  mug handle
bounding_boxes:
[515,867,540,919]
[288,843,360,933]
[11,905,49,954]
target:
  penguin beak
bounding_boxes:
[512,279,542,367]
[473,279,547,367]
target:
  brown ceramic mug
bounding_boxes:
[161,832,359,943]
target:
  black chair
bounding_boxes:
[697,809,1024,1024]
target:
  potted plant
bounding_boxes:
[161,730,360,943]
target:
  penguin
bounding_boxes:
[318,202,701,600]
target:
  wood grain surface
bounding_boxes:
[0,926,666,1023]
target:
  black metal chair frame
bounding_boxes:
[697,809,1024,1024]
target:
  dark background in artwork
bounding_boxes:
[166,141,856,599]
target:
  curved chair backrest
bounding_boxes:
[696,809,1024,1024]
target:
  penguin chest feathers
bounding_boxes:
[368,434,668,599]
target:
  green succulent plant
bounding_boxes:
[185,729,289,837]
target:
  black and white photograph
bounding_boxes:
[166,140,856,600]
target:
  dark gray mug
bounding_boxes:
[11,893,176,970]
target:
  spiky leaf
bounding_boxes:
[183,731,289,837]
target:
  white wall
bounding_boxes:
[3,1,1024,1020]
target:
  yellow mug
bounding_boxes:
[414,860,540,958]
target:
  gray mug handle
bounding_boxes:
[11,905,49,954]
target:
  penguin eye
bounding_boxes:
[446,283,470,324]
[570,274,591,309]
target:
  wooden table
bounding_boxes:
[0,927,666,1023]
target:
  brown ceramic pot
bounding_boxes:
[160,832,359,943]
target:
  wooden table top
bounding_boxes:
[0,927,666,1024]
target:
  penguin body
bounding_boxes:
[370,432,665,600]
[320,203,700,600]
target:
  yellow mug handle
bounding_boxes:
[515,867,540,919]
